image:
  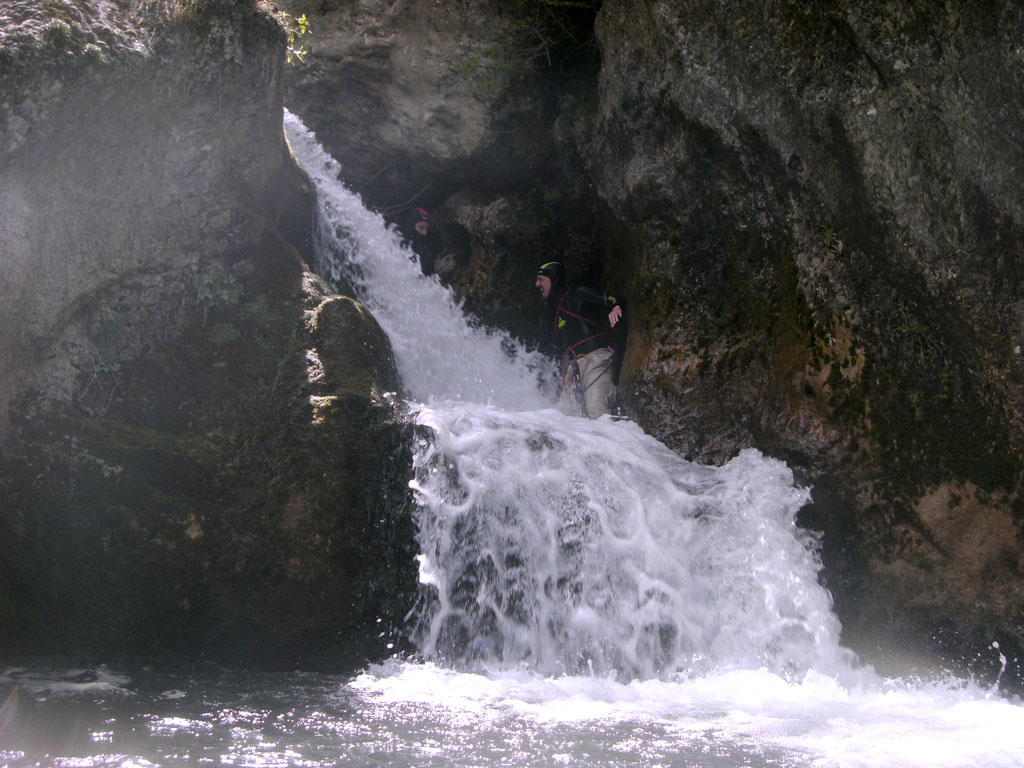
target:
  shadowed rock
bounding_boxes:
[0,0,416,670]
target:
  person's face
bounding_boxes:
[414,221,429,237]
[535,274,551,299]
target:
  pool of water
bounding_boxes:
[3,660,1023,768]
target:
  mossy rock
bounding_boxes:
[309,296,400,396]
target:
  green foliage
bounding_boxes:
[208,323,242,346]
[506,0,600,73]
[819,224,844,256]
[196,263,242,325]
[42,18,73,43]
[41,16,90,53]
[276,10,310,64]
[197,264,242,308]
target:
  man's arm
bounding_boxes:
[573,285,623,328]
[609,304,623,327]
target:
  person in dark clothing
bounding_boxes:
[535,261,625,418]
[400,207,440,276]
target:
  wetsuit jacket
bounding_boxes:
[543,284,620,360]
[402,232,440,276]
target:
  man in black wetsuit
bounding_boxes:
[400,207,440,276]
[535,261,624,418]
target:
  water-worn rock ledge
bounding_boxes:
[0,0,416,668]
[280,0,1024,684]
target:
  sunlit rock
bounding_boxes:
[0,0,416,670]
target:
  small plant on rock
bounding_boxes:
[276,10,310,64]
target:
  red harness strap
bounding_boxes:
[554,291,611,389]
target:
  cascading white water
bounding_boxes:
[284,110,857,683]
[284,117,557,412]
[8,110,1023,768]
[276,111,1024,768]
[410,404,859,682]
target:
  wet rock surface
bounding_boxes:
[579,0,1024,681]
[0,0,416,670]
[2,0,1022,684]
[279,0,1024,682]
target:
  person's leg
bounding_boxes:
[558,361,584,417]
[577,348,614,418]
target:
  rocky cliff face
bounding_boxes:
[3,0,1020,683]
[280,0,566,211]
[581,0,1024,680]
[0,0,415,668]
[279,0,1024,682]
[277,0,601,340]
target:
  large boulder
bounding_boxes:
[0,0,416,669]
[278,0,562,213]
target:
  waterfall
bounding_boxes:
[283,111,859,683]
[6,110,1023,768]
[409,404,857,681]
[284,116,557,412]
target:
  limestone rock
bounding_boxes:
[0,0,416,669]
[278,0,557,212]
[279,0,1024,683]
[577,0,1024,679]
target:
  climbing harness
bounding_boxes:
[560,333,610,389]
[554,290,615,393]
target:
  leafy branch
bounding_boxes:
[507,0,600,72]
[277,10,310,64]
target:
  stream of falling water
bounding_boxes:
[1,112,1022,768]
[279,111,1024,767]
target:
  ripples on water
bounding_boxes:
[2,662,1024,767]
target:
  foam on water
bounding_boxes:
[0,666,132,697]
[348,660,1024,768]
[282,111,1024,767]
[4,662,1023,767]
